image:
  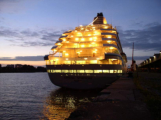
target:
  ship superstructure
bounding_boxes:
[44,13,127,89]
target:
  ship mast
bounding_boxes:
[131,42,134,71]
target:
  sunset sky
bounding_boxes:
[0,0,161,67]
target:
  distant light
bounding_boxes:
[80,25,83,27]
[84,58,87,60]
[66,58,68,60]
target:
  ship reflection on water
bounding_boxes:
[41,88,100,120]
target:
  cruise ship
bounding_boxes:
[44,13,127,89]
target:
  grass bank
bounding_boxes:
[134,72,161,120]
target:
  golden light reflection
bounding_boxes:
[41,88,99,120]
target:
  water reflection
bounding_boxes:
[41,88,101,120]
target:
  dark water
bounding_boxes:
[0,73,100,120]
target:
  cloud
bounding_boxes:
[1,21,160,51]
[0,27,19,37]
[118,22,161,51]
[0,56,44,61]
[0,27,64,47]
[127,56,151,60]
[41,32,61,41]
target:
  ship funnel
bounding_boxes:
[93,12,107,24]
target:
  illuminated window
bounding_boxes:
[69,70,76,73]
[50,70,52,73]
[75,38,79,41]
[90,60,97,64]
[118,70,122,73]
[108,36,112,38]
[77,32,82,36]
[110,70,113,73]
[93,37,97,40]
[81,38,85,41]
[77,70,84,73]
[113,70,117,73]
[55,70,61,73]
[81,45,85,47]
[94,70,102,73]
[50,60,54,65]
[47,69,51,73]
[62,70,69,73]
[89,38,93,41]
[103,70,109,73]
[107,40,111,44]
[85,70,93,73]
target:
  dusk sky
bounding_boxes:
[0,0,161,66]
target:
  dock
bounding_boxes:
[67,76,153,120]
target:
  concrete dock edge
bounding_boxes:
[67,76,153,120]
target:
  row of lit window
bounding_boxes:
[47,69,122,73]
